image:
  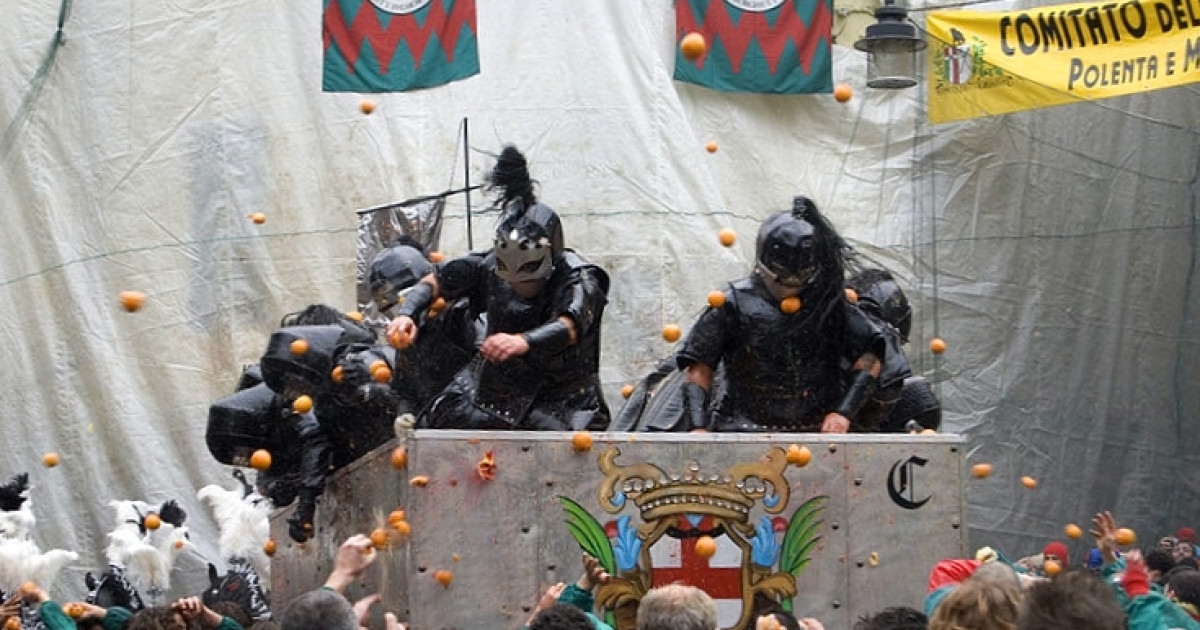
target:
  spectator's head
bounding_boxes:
[970,561,1021,588]
[853,606,928,630]
[1167,569,1200,611]
[1146,548,1176,583]
[637,584,719,630]
[929,578,1021,630]
[1042,542,1069,566]
[1178,557,1200,571]
[1017,570,1124,630]
[1175,540,1197,564]
[278,588,357,630]
[127,607,188,630]
[1158,536,1180,553]
[207,600,252,629]
[529,603,594,630]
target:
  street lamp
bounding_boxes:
[853,0,926,89]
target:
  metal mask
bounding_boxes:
[493,202,563,284]
[494,229,554,284]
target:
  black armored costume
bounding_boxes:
[674,196,907,433]
[367,238,479,417]
[387,146,611,431]
[207,306,398,542]
[847,268,941,432]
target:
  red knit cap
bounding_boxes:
[1044,541,1069,565]
[1177,527,1196,543]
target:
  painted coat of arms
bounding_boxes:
[559,446,827,630]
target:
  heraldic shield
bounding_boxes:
[559,446,828,630]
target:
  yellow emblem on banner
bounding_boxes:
[927,0,1200,123]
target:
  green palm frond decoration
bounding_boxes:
[780,495,827,576]
[558,496,617,576]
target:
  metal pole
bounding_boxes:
[463,117,473,250]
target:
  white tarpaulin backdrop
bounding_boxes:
[2,0,1199,605]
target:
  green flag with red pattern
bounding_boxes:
[675,0,833,94]
[323,0,479,92]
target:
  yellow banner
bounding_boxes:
[927,0,1200,123]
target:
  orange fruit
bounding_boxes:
[5,617,20,630]
[18,581,38,598]
[372,366,392,383]
[331,365,345,384]
[1021,476,1037,489]
[388,509,406,524]
[834,83,853,103]
[431,297,446,311]
[429,251,446,263]
[662,324,682,343]
[844,288,858,303]
[780,297,802,314]
[680,32,707,61]
[705,141,718,153]
[572,431,593,452]
[971,463,993,478]
[388,329,411,350]
[786,444,812,467]
[263,539,277,556]
[250,449,272,471]
[707,291,726,308]
[930,337,947,354]
[1115,528,1137,546]
[621,384,635,399]
[452,553,461,563]
[392,520,411,536]
[409,475,429,487]
[370,528,388,550]
[293,395,313,414]
[248,213,266,224]
[64,603,85,619]
[369,360,387,375]
[391,447,408,469]
[434,569,454,587]
[1043,559,1061,576]
[118,290,146,312]
[694,535,717,558]
[144,513,161,530]
[360,100,376,115]
[1064,524,1083,539]
[344,311,364,322]
[42,452,60,468]
[290,339,309,355]
[718,228,737,247]
[174,540,185,550]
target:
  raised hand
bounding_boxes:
[1090,511,1118,566]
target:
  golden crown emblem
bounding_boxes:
[596,446,790,524]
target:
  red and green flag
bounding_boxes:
[323,0,479,92]
[675,0,833,94]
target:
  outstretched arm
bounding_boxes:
[387,274,440,348]
[822,352,881,433]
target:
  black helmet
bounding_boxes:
[849,268,912,342]
[368,244,433,313]
[755,196,822,299]
[488,145,563,284]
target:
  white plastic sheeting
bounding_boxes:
[1,0,1197,604]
